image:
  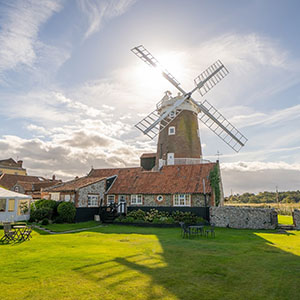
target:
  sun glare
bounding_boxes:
[133,51,186,98]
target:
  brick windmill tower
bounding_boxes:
[132,45,247,169]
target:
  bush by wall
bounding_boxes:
[57,202,76,223]
[115,209,205,225]
[30,207,53,222]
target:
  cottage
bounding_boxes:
[88,162,223,208]
[0,187,31,223]
[42,176,107,208]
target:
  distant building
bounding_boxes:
[0,174,61,199]
[0,158,27,176]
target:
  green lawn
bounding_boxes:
[40,221,101,232]
[1,225,300,300]
[278,215,294,225]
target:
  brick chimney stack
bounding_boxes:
[52,174,56,181]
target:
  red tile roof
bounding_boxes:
[89,163,216,194]
[0,174,44,190]
[46,176,106,192]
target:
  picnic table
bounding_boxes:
[13,225,27,240]
[188,225,204,236]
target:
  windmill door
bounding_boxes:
[167,153,174,165]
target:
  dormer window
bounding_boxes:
[168,126,175,135]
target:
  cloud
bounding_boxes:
[77,0,137,39]
[220,161,300,195]
[0,0,63,81]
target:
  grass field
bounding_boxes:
[40,221,100,232]
[278,215,294,225]
[1,224,300,300]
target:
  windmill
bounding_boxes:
[131,45,247,168]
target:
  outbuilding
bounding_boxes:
[0,187,31,223]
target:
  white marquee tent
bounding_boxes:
[0,187,31,223]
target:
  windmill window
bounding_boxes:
[88,194,99,207]
[173,194,191,207]
[168,126,175,135]
[131,194,142,205]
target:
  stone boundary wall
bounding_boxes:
[210,206,278,229]
[293,209,300,229]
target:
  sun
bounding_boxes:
[133,50,186,98]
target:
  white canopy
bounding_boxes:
[0,187,31,199]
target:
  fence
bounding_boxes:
[75,207,99,223]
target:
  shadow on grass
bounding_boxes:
[69,225,300,300]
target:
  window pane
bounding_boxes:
[8,199,15,212]
[0,199,6,212]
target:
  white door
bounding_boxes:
[118,195,126,214]
[167,153,174,165]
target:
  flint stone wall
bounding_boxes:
[210,206,278,229]
[293,209,300,229]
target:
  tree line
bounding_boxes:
[225,190,300,203]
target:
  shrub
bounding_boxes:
[57,202,76,223]
[172,211,197,224]
[30,207,53,222]
[41,218,49,225]
[127,209,146,220]
[122,217,135,223]
[31,199,60,221]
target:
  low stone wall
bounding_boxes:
[210,206,278,229]
[293,209,300,229]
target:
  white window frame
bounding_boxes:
[14,186,20,192]
[168,126,175,135]
[156,195,164,202]
[173,194,191,207]
[88,194,99,207]
[50,192,60,201]
[107,195,115,205]
[131,194,142,205]
[64,194,71,202]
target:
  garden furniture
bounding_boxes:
[21,226,32,241]
[13,225,27,240]
[189,225,204,236]
[179,222,191,238]
[205,226,215,238]
[0,223,16,243]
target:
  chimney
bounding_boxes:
[52,174,56,181]
[17,160,23,168]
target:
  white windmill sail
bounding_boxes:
[131,45,248,152]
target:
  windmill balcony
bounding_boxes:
[159,158,211,167]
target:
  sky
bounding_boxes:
[0,0,300,196]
